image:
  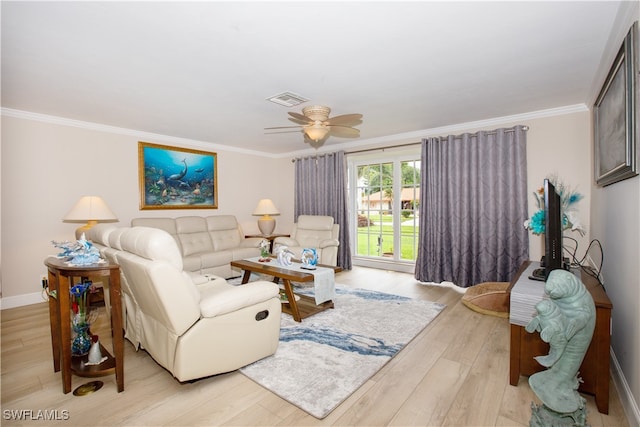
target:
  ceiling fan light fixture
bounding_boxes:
[302,105,331,121]
[305,123,329,142]
[265,104,362,146]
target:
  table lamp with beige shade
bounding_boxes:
[63,196,118,239]
[252,199,279,236]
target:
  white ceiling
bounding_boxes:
[1,1,626,157]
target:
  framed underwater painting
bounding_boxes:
[138,141,218,210]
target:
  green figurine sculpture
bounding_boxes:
[525,269,596,426]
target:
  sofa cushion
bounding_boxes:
[231,247,262,261]
[210,229,242,251]
[108,227,128,250]
[297,215,335,230]
[175,217,214,256]
[132,217,178,235]
[200,251,232,270]
[121,227,183,271]
[206,216,242,251]
[294,215,336,248]
[294,228,334,248]
[182,255,202,272]
[88,224,116,246]
[131,217,183,252]
[206,215,239,231]
[198,281,279,318]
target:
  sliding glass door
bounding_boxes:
[348,148,420,272]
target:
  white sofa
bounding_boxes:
[88,224,281,382]
[131,216,262,278]
[273,215,340,266]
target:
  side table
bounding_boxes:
[245,234,290,253]
[45,257,124,393]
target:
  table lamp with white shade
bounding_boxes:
[252,199,280,236]
[63,196,118,239]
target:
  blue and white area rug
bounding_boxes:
[239,286,445,419]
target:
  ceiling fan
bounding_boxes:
[265,105,363,146]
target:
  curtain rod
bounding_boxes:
[291,125,529,161]
[346,141,421,155]
[291,142,420,162]
[344,125,529,156]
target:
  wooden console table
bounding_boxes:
[507,261,612,414]
[45,257,124,393]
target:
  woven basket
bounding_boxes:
[461,282,510,318]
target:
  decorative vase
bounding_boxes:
[258,239,271,261]
[88,335,102,364]
[71,323,92,356]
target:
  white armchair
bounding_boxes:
[273,215,340,266]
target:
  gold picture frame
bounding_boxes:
[138,141,218,209]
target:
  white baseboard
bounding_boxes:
[0,291,48,310]
[611,348,640,427]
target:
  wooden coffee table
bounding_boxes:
[230,258,341,322]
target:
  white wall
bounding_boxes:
[588,3,640,423]
[0,115,294,306]
[523,112,593,261]
[591,178,640,421]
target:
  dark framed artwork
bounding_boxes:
[138,141,218,209]
[594,21,638,187]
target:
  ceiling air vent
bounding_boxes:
[266,92,309,107]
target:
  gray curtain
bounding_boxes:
[294,151,352,269]
[415,125,529,287]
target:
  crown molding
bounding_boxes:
[3,104,588,159]
[296,103,590,157]
[1,108,280,159]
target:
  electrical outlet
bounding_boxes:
[41,275,48,289]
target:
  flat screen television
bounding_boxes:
[530,178,565,281]
[543,179,564,279]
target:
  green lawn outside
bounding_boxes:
[356,222,419,260]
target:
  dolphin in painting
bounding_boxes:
[168,159,187,181]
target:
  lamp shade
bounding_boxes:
[252,199,280,216]
[63,196,117,239]
[64,196,118,221]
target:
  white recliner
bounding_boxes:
[273,215,340,266]
[88,224,281,382]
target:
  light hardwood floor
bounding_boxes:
[1,266,630,426]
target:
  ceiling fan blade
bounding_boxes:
[264,125,304,130]
[265,129,304,134]
[328,119,362,127]
[329,126,360,138]
[326,114,363,126]
[288,112,313,123]
[288,117,310,125]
